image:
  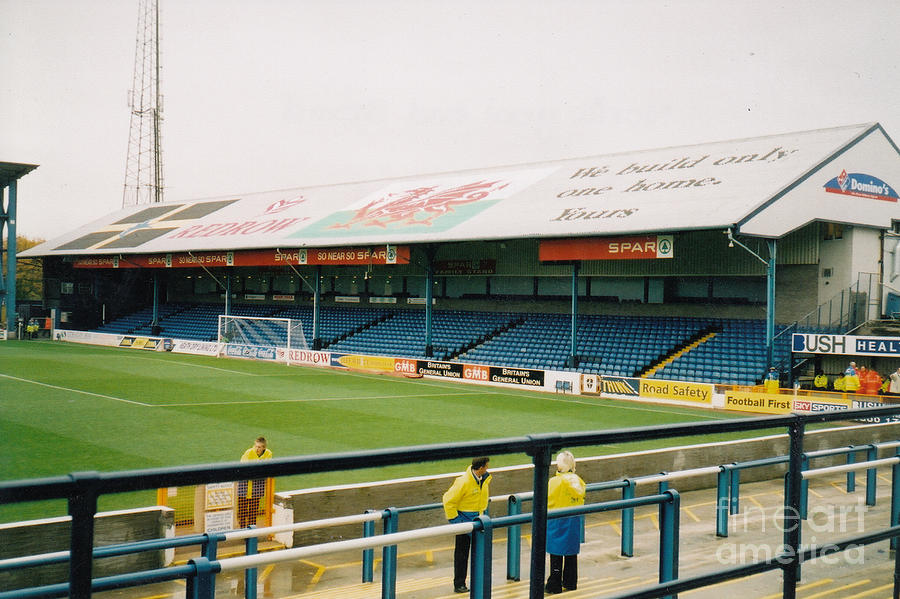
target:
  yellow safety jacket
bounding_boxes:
[443,466,492,520]
[239,447,272,498]
[548,471,586,510]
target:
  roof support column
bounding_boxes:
[424,249,434,358]
[151,272,160,335]
[224,272,232,316]
[567,262,579,368]
[727,230,777,371]
[2,180,18,337]
[312,265,321,350]
[766,239,777,370]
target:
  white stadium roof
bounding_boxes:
[22,122,900,258]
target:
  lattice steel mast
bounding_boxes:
[122,0,164,207]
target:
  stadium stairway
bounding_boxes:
[640,325,721,379]
[445,314,526,361]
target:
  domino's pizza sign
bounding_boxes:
[824,170,898,202]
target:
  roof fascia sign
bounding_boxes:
[22,124,882,257]
[539,235,674,261]
[70,246,410,269]
[739,125,900,237]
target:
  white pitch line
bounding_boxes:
[123,355,264,375]
[154,391,483,407]
[16,341,264,376]
[0,373,153,407]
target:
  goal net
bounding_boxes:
[217,315,308,362]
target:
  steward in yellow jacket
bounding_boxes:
[443,460,491,520]
[813,373,828,390]
[442,457,491,593]
[546,451,587,593]
[833,375,845,391]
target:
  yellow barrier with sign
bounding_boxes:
[334,354,398,374]
[724,391,794,414]
[640,379,713,403]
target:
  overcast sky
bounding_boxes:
[3,0,900,241]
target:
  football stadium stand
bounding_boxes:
[90,304,805,385]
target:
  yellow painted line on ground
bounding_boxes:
[425,549,434,563]
[586,517,620,530]
[307,563,327,585]
[281,577,453,599]
[830,480,852,493]
[843,582,894,598]
[759,578,833,599]
[808,487,824,498]
[489,579,532,598]
[803,578,870,599]
[259,564,274,582]
[748,495,766,509]
[680,574,765,596]
[524,576,642,599]
[683,506,702,522]
[488,576,642,599]
[583,575,655,595]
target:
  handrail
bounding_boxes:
[213,491,682,599]
[633,465,721,486]
[801,456,900,479]
[222,511,382,541]
[715,438,900,537]
[220,522,473,572]
[6,406,900,599]
[0,534,216,572]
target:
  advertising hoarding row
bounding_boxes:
[52,329,897,419]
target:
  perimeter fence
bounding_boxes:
[4,407,900,599]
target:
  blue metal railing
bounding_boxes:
[715,440,899,537]
[5,407,900,598]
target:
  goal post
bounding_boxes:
[217,315,308,363]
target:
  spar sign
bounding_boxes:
[792,333,900,357]
[539,235,674,261]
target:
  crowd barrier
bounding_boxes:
[8,409,900,598]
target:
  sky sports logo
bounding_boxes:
[824,170,898,202]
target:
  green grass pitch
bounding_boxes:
[1,339,755,523]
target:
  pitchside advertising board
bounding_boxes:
[723,390,854,415]
[792,333,900,357]
[581,375,713,404]
[119,336,172,351]
[268,349,553,389]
